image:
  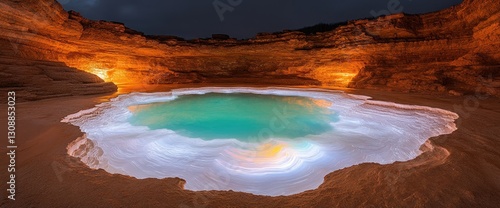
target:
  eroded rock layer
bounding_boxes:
[0,56,117,102]
[0,0,499,97]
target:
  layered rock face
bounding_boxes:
[0,0,117,100]
[0,56,117,101]
[0,0,498,97]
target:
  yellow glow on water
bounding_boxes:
[282,97,332,112]
[312,99,332,108]
[257,143,285,158]
[226,142,290,164]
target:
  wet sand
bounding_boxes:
[1,84,499,207]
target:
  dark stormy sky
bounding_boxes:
[57,0,462,39]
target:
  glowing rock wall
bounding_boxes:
[0,0,498,96]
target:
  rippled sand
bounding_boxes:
[2,84,499,207]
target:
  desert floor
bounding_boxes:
[1,84,499,207]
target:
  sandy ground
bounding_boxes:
[1,84,499,208]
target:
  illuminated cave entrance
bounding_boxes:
[63,87,458,196]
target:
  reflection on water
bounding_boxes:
[64,87,458,196]
[128,93,338,141]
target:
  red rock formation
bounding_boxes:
[0,56,117,102]
[0,0,498,97]
[0,0,117,100]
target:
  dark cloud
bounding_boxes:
[58,0,462,39]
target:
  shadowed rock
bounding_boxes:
[0,0,498,99]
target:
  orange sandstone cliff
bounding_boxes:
[0,0,498,99]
